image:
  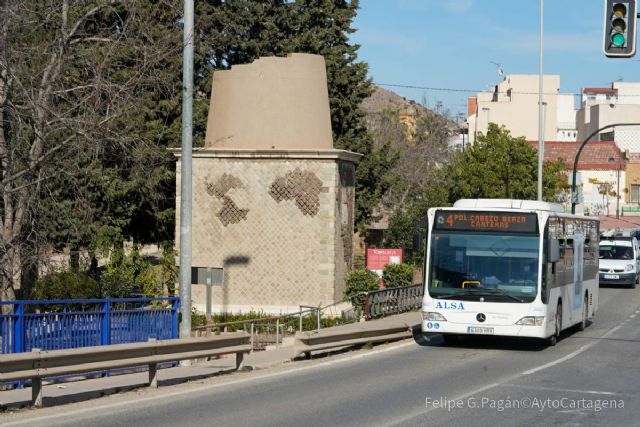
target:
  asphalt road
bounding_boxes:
[3,286,640,427]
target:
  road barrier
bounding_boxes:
[0,332,250,407]
[0,298,179,354]
[364,284,423,320]
[293,324,412,358]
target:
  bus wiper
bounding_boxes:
[434,290,482,299]
[473,289,525,303]
[434,289,525,303]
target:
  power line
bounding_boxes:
[375,82,640,98]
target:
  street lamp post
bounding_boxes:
[617,162,621,219]
[608,156,622,219]
[571,123,640,214]
[537,0,544,201]
[179,0,195,340]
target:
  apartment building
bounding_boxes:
[466,74,577,144]
[577,82,640,154]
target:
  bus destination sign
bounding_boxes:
[434,211,538,233]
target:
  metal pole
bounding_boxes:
[299,307,303,332]
[179,0,194,341]
[537,0,544,201]
[205,281,212,337]
[316,307,321,333]
[616,165,620,219]
[571,123,640,214]
[250,323,254,353]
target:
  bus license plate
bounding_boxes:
[468,326,494,335]
[604,274,619,279]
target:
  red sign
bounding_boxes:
[366,248,403,271]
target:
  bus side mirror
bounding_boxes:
[548,239,560,263]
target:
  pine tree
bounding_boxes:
[196,0,386,227]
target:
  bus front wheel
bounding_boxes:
[441,334,458,345]
[547,303,562,346]
[578,294,588,332]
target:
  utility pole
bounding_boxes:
[179,0,194,340]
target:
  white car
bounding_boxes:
[599,237,640,288]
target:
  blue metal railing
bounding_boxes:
[0,298,179,354]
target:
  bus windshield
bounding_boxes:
[428,231,539,302]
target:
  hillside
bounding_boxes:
[360,85,457,143]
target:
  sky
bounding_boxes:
[351,0,640,119]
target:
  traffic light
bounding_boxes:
[603,0,637,57]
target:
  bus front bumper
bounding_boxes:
[421,320,550,339]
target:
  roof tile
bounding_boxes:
[526,140,624,170]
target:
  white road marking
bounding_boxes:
[388,382,502,426]
[520,322,625,376]
[0,340,416,426]
[503,383,621,396]
[4,305,640,426]
[388,306,640,426]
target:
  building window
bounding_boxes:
[631,184,640,203]
[600,131,614,141]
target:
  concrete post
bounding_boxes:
[235,352,244,370]
[149,363,158,388]
[31,377,43,407]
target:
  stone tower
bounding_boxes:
[175,53,360,313]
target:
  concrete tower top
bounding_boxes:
[205,53,333,150]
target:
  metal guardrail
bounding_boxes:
[193,299,356,351]
[293,324,412,358]
[0,333,250,407]
[0,298,179,354]
[364,284,424,320]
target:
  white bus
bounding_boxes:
[421,199,599,345]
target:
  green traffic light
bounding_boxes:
[612,32,626,47]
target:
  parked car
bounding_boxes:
[599,233,640,288]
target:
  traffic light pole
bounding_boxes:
[571,123,640,214]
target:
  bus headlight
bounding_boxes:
[422,312,447,321]
[625,264,635,272]
[516,316,545,326]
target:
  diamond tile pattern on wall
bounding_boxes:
[269,168,327,216]
[181,157,353,312]
[206,173,249,226]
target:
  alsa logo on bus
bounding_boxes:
[435,301,465,310]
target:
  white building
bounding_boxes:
[577,83,640,154]
[466,74,577,144]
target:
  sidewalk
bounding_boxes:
[0,311,420,409]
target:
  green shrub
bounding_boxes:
[383,263,415,288]
[32,272,100,300]
[190,309,352,332]
[191,309,207,328]
[344,269,381,314]
[100,245,157,298]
